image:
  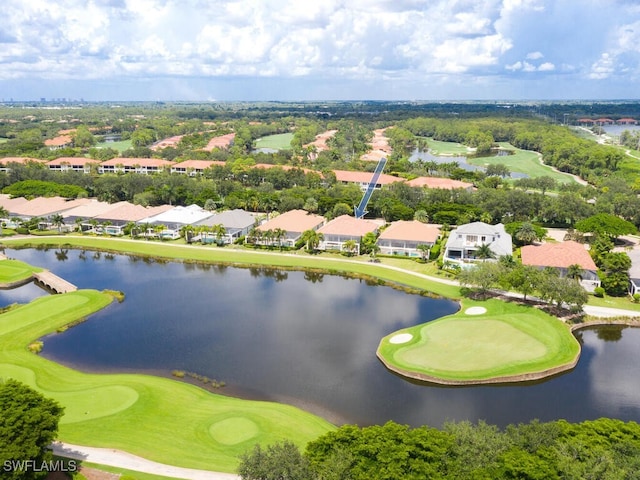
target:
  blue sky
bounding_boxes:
[2,0,640,101]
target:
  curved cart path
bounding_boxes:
[52,442,239,480]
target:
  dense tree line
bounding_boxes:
[0,380,64,480]
[238,418,640,480]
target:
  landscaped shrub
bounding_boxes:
[593,287,605,298]
[633,293,640,303]
[15,227,30,235]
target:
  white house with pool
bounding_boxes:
[443,222,512,265]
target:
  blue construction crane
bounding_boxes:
[354,157,387,219]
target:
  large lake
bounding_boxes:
[6,247,640,428]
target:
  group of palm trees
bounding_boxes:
[181,224,228,244]
[246,227,289,249]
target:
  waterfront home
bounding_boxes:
[193,209,257,244]
[377,221,440,257]
[443,222,512,264]
[317,215,379,255]
[521,241,601,291]
[255,209,325,247]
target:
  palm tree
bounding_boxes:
[515,222,539,245]
[413,209,429,223]
[416,243,431,261]
[474,243,495,262]
[567,264,583,281]
[300,229,324,252]
[272,228,287,250]
[211,224,227,245]
[369,244,381,262]
[51,213,65,233]
[343,239,358,256]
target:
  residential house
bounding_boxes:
[138,205,214,239]
[92,203,173,235]
[443,222,512,264]
[202,133,236,152]
[99,157,174,174]
[317,215,379,255]
[47,157,101,174]
[0,157,46,172]
[171,160,225,176]
[44,134,73,150]
[332,170,404,191]
[521,241,600,291]
[255,209,325,247]
[377,221,440,258]
[193,209,256,244]
[406,176,475,191]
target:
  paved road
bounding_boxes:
[52,442,239,480]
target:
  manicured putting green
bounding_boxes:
[378,300,581,384]
[396,319,548,371]
[209,417,260,445]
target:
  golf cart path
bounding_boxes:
[52,442,239,480]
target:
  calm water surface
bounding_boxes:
[6,247,640,428]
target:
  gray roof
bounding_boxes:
[627,247,640,278]
[445,222,513,257]
[194,209,256,229]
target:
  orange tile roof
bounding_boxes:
[303,130,337,151]
[151,135,184,151]
[93,202,173,222]
[202,133,236,151]
[100,157,174,168]
[406,176,474,190]
[0,157,46,165]
[258,209,325,233]
[317,215,379,237]
[172,160,226,170]
[47,157,101,166]
[44,135,73,147]
[0,194,30,212]
[333,170,403,185]
[9,196,91,217]
[378,220,440,243]
[521,241,597,270]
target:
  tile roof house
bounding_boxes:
[521,241,600,291]
[256,209,325,247]
[170,160,226,175]
[377,221,441,258]
[137,205,214,239]
[443,222,512,265]
[0,157,46,172]
[47,157,101,173]
[194,209,257,244]
[317,215,379,255]
[202,133,236,152]
[406,176,475,190]
[332,170,404,190]
[98,158,174,174]
[44,134,73,149]
[6,196,92,219]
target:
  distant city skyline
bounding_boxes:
[2,0,640,102]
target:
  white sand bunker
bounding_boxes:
[465,306,487,315]
[389,333,413,344]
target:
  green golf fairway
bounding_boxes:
[378,299,581,384]
[0,258,42,285]
[0,288,334,473]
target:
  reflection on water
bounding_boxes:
[4,248,640,429]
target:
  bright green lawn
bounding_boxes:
[425,138,471,156]
[0,236,462,298]
[0,289,334,472]
[468,142,577,184]
[254,133,294,150]
[378,299,580,383]
[93,140,132,153]
[0,258,42,284]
